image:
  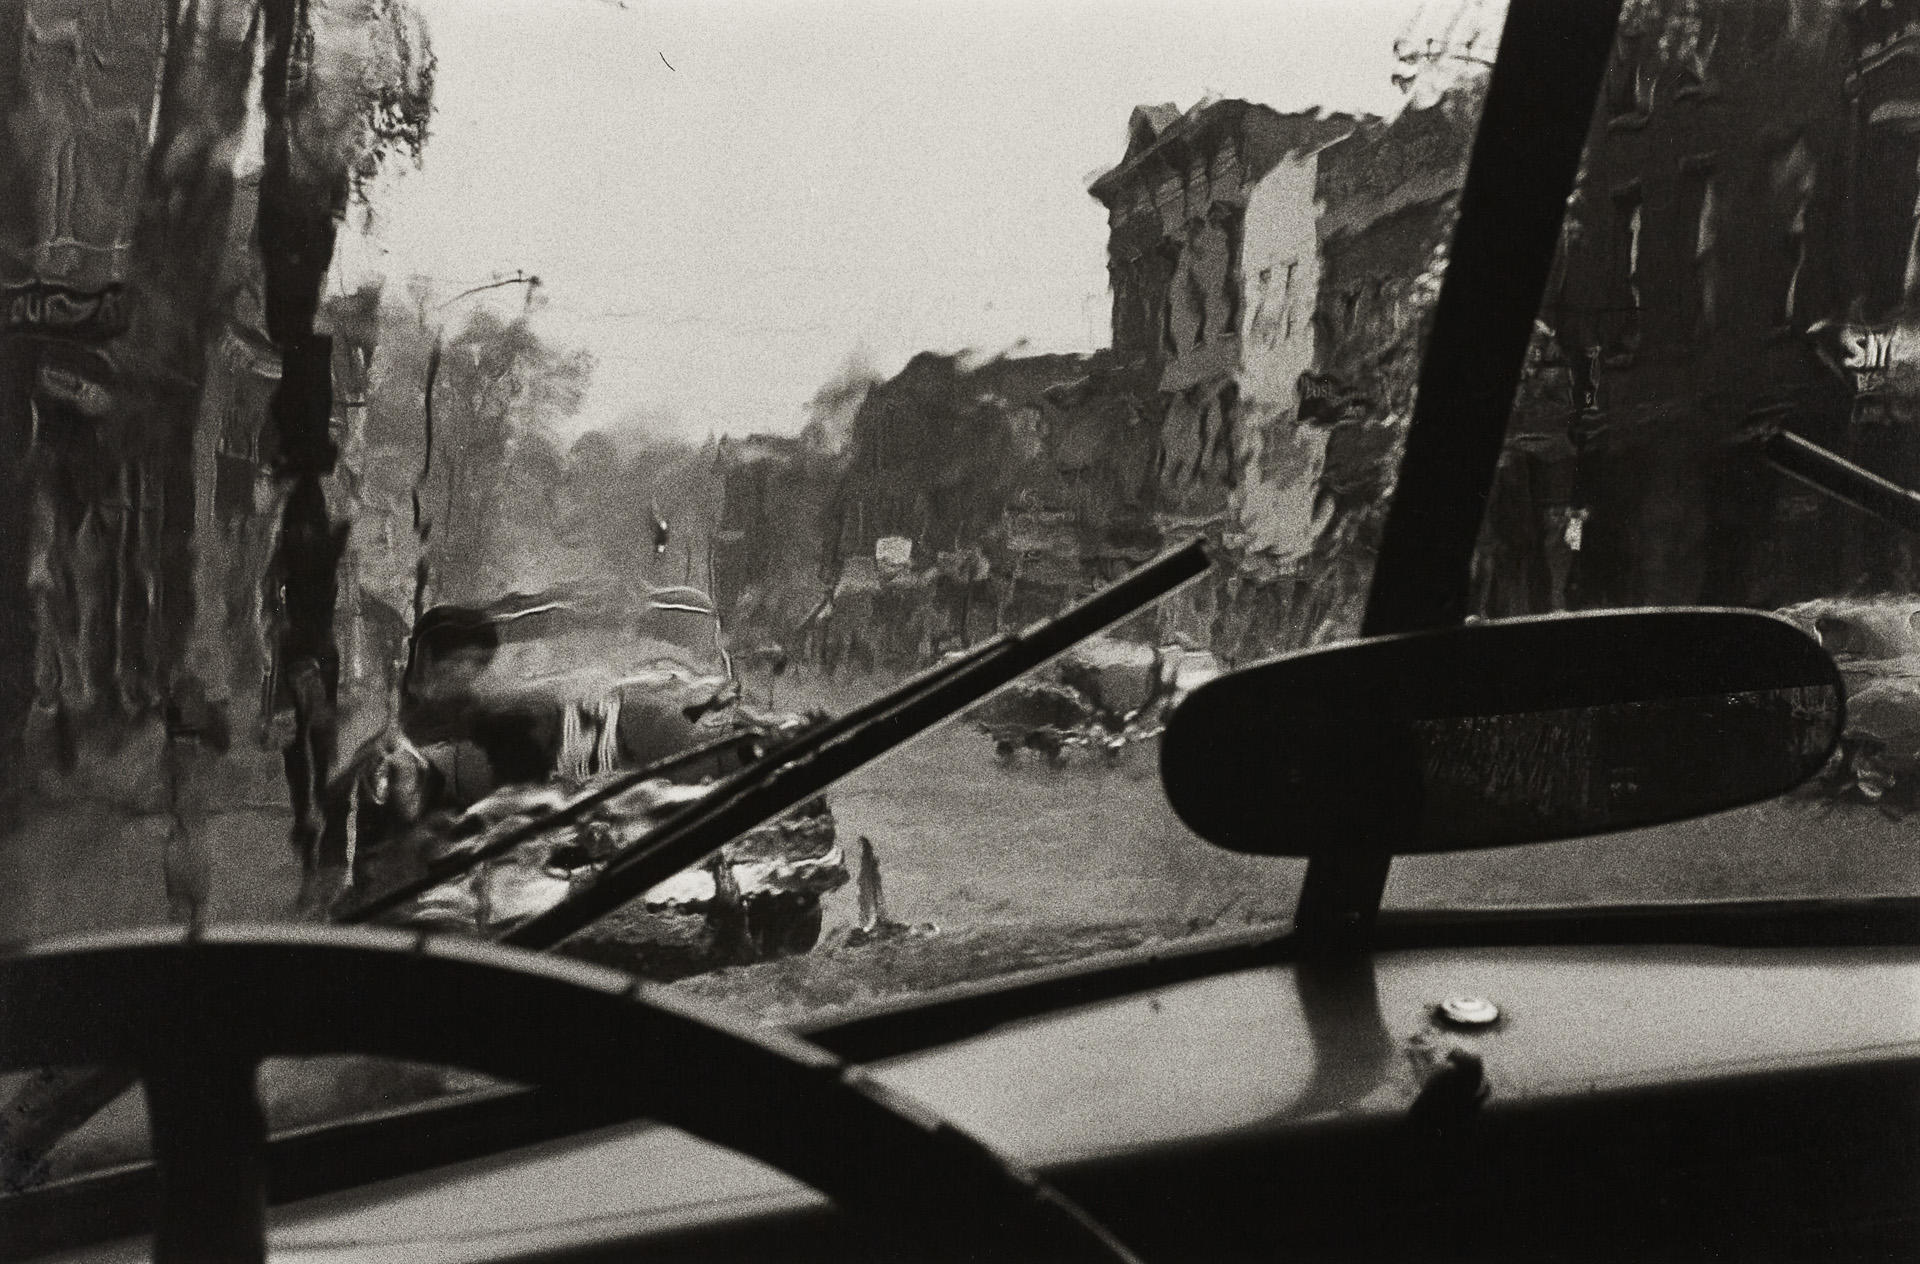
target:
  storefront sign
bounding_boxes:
[1298,373,1342,399]
[1297,372,1367,424]
[5,282,130,340]
[1808,319,1920,396]
[35,363,112,417]
[1840,326,1894,374]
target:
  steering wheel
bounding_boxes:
[0,925,1138,1263]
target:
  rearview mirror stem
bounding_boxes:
[1294,849,1393,958]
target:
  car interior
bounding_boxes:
[2,1,1918,1261]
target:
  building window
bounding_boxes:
[1861,126,1920,317]
[1747,0,1787,54]
[1679,161,1718,339]
[1605,30,1652,124]
[1192,390,1213,485]
[1769,140,1815,329]
[1138,258,1161,354]
[1673,4,1719,100]
[1249,263,1296,347]
[1609,188,1644,358]
[1694,176,1718,337]
[1155,240,1182,358]
[1215,381,1239,488]
[1903,156,1920,311]
[1376,276,1398,337]
[1311,309,1336,351]
[1185,254,1209,346]
[1215,206,1242,335]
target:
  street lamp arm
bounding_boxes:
[435,272,541,311]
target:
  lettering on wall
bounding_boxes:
[1297,372,1368,424]
[4,283,130,340]
[34,363,112,417]
[1807,318,1920,397]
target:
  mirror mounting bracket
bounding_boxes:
[1294,848,1392,957]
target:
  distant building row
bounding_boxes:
[718,0,1920,670]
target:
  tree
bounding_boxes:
[552,424,727,595]
[1391,0,1498,102]
[426,309,593,601]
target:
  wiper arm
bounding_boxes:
[503,539,1211,950]
[1765,430,1920,537]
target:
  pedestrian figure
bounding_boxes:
[855,835,887,933]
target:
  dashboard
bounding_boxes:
[47,939,1920,1262]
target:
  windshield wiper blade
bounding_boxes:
[343,599,1013,925]
[503,539,1211,951]
[343,575,1088,925]
[336,727,770,924]
[1765,430,1920,537]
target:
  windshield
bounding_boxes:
[0,0,1914,1190]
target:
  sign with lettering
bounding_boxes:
[1298,373,1346,402]
[35,363,112,417]
[1810,319,1920,396]
[4,282,130,340]
[1297,372,1367,424]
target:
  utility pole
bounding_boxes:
[411,272,538,618]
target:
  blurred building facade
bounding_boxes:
[0,0,429,830]
[764,92,1482,669]
[1088,93,1481,657]
[722,0,1920,677]
[811,349,1132,669]
[1486,0,1919,619]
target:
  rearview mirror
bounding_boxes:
[1160,611,1844,856]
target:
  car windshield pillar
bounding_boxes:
[1295,0,1626,952]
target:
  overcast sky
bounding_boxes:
[338,0,1496,443]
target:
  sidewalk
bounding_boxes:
[0,724,300,943]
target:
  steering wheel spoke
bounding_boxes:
[143,1050,267,1264]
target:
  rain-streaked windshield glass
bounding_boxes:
[0,0,1912,1188]
[1391,0,1920,909]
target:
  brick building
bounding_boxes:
[812,350,1134,665]
[784,92,1483,668]
[1087,92,1480,656]
[1090,100,1370,502]
[1099,0,1920,653]
[1483,0,1919,619]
